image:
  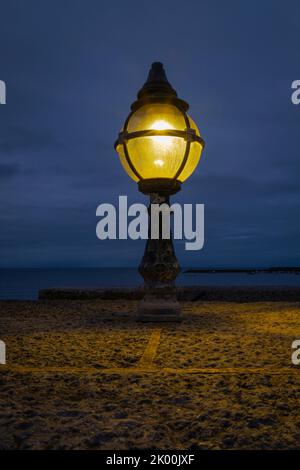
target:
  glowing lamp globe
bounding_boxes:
[115,62,205,195]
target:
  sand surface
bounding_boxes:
[0,300,300,449]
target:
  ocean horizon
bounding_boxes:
[1,267,300,300]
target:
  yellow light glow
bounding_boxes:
[150,119,173,150]
[116,103,203,182]
[150,119,173,130]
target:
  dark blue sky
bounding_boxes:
[0,0,300,268]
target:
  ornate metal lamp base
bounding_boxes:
[136,189,182,322]
[137,284,181,322]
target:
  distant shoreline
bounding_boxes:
[184,268,300,274]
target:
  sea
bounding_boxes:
[0,268,300,300]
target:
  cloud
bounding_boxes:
[0,126,58,155]
[0,163,19,179]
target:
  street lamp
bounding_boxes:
[115,62,205,321]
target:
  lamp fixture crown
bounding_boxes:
[146,62,169,83]
[131,61,189,112]
[137,62,177,100]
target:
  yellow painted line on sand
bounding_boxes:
[1,365,298,375]
[137,329,161,368]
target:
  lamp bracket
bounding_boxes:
[115,129,204,150]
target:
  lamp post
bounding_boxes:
[115,62,205,321]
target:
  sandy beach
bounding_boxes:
[0,299,300,450]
